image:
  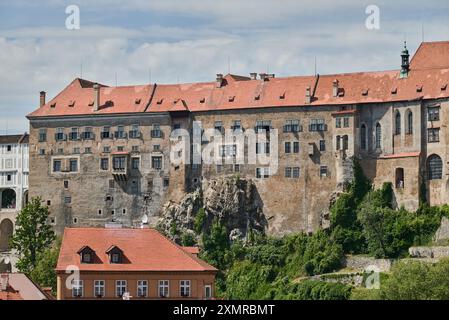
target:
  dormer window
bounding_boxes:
[106,245,123,264]
[77,246,95,264]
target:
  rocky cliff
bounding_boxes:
[157,176,267,243]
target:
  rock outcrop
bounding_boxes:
[157,176,267,243]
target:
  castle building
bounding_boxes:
[0,133,29,272]
[27,41,449,235]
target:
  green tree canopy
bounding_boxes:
[10,197,56,274]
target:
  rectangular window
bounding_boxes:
[116,280,127,298]
[64,196,71,204]
[158,280,169,298]
[39,129,47,142]
[69,159,78,172]
[285,167,292,178]
[64,180,69,188]
[256,142,270,154]
[256,167,270,179]
[284,120,300,132]
[285,142,291,153]
[292,167,300,178]
[132,145,139,152]
[335,117,342,128]
[39,149,46,155]
[53,160,62,172]
[113,156,126,170]
[214,121,224,135]
[173,123,181,130]
[84,147,92,154]
[115,126,126,139]
[101,126,111,139]
[152,156,162,170]
[216,164,223,173]
[100,158,109,171]
[320,166,328,177]
[73,147,80,154]
[293,141,300,153]
[69,128,79,141]
[232,120,242,132]
[72,280,83,298]
[164,178,170,188]
[151,124,162,138]
[428,128,440,143]
[180,280,191,297]
[94,280,105,298]
[219,145,237,157]
[343,117,350,128]
[428,106,440,121]
[129,124,140,138]
[137,280,148,298]
[204,285,212,299]
[153,145,161,151]
[309,119,327,132]
[82,127,94,140]
[55,128,65,141]
[255,120,271,133]
[132,157,140,169]
[319,140,326,152]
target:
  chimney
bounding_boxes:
[40,91,46,107]
[305,86,312,104]
[332,79,339,97]
[216,74,224,88]
[250,73,257,80]
[267,73,275,79]
[93,83,100,111]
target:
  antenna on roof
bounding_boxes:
[314,56,317,76]
[421,23,425,42]
[115,72,118,87]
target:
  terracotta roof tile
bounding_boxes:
[56,228,217,272]
[28,78,154,118]
[27,42,449,117]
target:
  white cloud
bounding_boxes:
[1,0,449,133]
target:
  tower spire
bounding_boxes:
[400,41,410,79]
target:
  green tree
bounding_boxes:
[29,237,61,295]
[10,197,56,273]
[380,259,449,300]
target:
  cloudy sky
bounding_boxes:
[1,0,449,133]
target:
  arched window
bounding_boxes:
[406,110,413,134]
[395,111,401,135]
[0,219,14,252]
[375,123,382,149]
[427,154,443,180]
[360,124,367,150]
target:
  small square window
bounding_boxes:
[103,146,111,153]
[64,196,72,204]
[47,200,51,206]
[320,166,328,177]
[64,180,69,189]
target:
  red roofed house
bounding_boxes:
[0,273,52,300]
[55,227,217,300]
[27,41,449,236]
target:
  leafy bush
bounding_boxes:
[380,258,449,300]
[273,280,352,300]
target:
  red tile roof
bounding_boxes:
[27,42,449,118]
[0,286,23,300]
[28,78,155,118]
[410,41,449,70]
[56,228,217,272]
[380,151,421,159]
